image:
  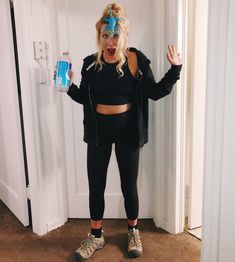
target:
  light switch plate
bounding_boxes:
[33,41,48,60]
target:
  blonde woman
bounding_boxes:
[66,3,182,261]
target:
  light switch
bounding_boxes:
[33,41,48,60]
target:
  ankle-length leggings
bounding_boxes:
[87,106,140,221]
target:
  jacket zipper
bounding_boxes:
[88,83,99,145]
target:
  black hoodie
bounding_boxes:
[67,47,182,148]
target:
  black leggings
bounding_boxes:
[87,106,140,220]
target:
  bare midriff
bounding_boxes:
[95,103,132,115]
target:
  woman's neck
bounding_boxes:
[102,52,118,64]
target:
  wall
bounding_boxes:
[202,0,235,261]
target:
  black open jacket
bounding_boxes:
[67,47,182,148]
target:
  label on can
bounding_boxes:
[54,61,72,88]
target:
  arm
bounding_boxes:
[144,44,182,101]
[144,63,182,101]
[67,62,86,105]
[67,83,84,104]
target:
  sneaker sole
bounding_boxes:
[75,252,84,262]
[128,250,142,258]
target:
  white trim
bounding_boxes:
[187,0,208,229]
[153,0,186,234]
[86,61,96,71]
[152,0,166,229]
[167,0,186,234]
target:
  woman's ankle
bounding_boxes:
[127,219,138,230]
[90,219,103,229]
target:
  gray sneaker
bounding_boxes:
[75,231,105,261]
[127,228,143,258]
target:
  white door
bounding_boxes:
[0,0,29,226]
[60,0,153,218]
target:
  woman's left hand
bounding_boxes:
[166,44,182,65]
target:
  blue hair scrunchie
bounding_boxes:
[103,10,121,36]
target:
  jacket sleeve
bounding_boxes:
[143,64,182,101]
[67,62,86,105]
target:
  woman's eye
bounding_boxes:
[102,34,108,39]
[113,34,119,39]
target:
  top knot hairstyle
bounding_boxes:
[95,3,130,76]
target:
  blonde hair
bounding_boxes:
[95,3,129,76]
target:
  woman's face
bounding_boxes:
[99,24,121,61]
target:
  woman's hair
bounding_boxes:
[95,3,129,76]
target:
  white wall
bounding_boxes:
[202,0,235,261]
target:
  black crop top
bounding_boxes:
[93,58,137,105]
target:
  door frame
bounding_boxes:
[186,0,208,229]
[152,0,187,235]
[12,0,192,236]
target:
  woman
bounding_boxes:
[66,3,182,261]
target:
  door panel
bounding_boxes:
[0,0,29,226]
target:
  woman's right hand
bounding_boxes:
[53,66,57,81]
[69,70,74,85]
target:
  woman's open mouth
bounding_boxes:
[107,48,116,56]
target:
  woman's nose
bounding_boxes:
[107,36,114,45]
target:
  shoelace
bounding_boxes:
[79,234,97,256]
[129,231,142,248]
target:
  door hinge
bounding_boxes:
[26,185,31,200]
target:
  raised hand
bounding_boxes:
[166,44,182,65]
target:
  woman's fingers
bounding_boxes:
[53,66,57,80]
[69,70,74,86]
[168,45,174,57]
[166,44,182,65]
[166,52,174,64]
[53,66,73,83]
[168,44,177,57]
